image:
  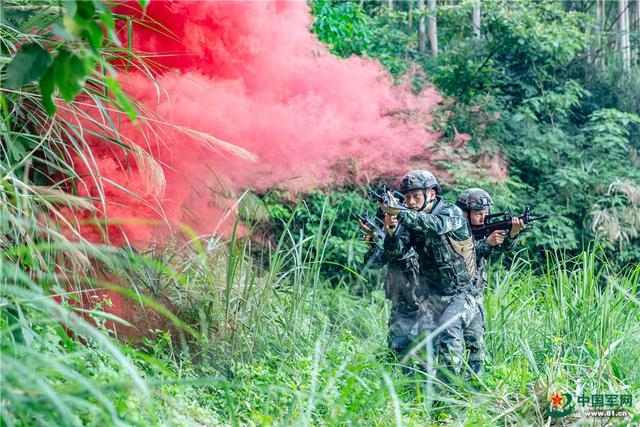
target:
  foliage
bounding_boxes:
[9,222,640,424]
[0,1,158,424]
[431,1,639,264]
[311,0,418,76]
[433,0,589,105]
[2,0,139,117]
[260,188,376,286]
[311,0,640,265]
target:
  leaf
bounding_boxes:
[5,43,52,89]
[54,50,89,101]
[76,0,96,20]
[51,22,76,41]
[82,20,104,52]
[94,1,115,30]
[54,325,76,351]
[67,306,134,327]
[104,76,138,123]
[7,135,32,163]
[61,0,77,16]
[39,65,57,115]
[62,14,82,37]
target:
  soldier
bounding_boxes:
[360,214,420,360]
[455,188,525,377]
[381,170,478,376]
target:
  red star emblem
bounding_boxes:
[550,392,565,408]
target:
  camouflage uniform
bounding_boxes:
[463,235,519,375]
[364,243,420,355]
[456,188,519,376]
[384,172,478,375]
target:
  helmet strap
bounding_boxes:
[419,189,436,212]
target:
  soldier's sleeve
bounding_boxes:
[383,226,410,261]
[475,238,493,259]
[397,205,466,236]
[499,233,520,252]
[364,245,385,268]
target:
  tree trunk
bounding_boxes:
[472,0,481,38]
[596,0,605,66]
[634,0,640,64]
[620,0,631,72]
[418,0,426,55]
[387,0,393,10]
[428,0,438,57]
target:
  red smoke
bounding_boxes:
[68,0,447,245]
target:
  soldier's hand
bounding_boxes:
[488,230,506,247]
[358,219,374,237]
[510,217,526,239]
[379,203,401,216]
[384,214,398,236]
[386,191,398,205]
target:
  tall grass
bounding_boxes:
[121,208,640,425]
[0,1,241,425]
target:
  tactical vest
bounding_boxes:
[409,202,476,296]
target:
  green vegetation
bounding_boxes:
[2,0,639,425]
[4,213,640,424]
[312,0,640,266]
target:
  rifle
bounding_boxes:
[358,209,387,246]
[368,184,405,205]
[368,184,409,215]
[359,184,406,243]
[470,205,550,240]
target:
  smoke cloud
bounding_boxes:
[69,0,448,245]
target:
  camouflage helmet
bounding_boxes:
[399,170,442,194]
[456,188,493,211]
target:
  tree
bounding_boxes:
[428,0,438,56]
[418,0,426,54]
[472,0,481,38]
[633,0,640,63]
[592,0,605,66]
[619,0,631,72]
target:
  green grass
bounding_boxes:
[5,213,638,425]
